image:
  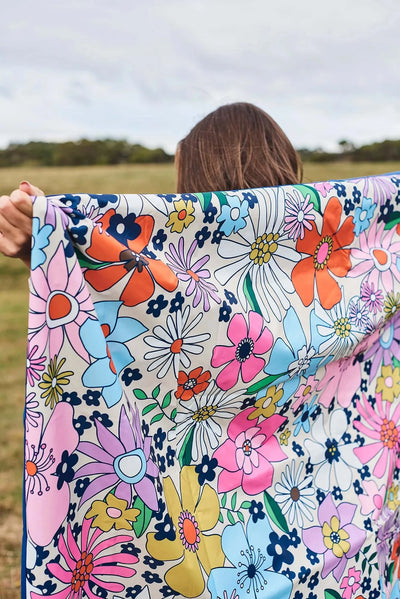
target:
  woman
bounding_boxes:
[0,102,302,268]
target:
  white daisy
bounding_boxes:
[215,187,299,322]
[168,381,244,462]
[143,306,210,378]
[274,460,316,527]
[304,409,362,491]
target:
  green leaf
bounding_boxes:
[76,248,109,270]
[246,373,284,395]
[170,408,177,421]
[263,491,289,533]
[221,493,227,508]
[294,183,321,214]
[161,391,172,409]
[215,191,228,207]
[178,426,194,467]
[324,590,342,599]
[227,511,235,525]
[194,191,212,211]
[355,550,360,562]
[132,495,153,537]
[393,358,400,369]
[133,389,147,400]
[150,412,164,425]
[218,512,224,523]
[363,544,371,554]
[231,492,237,511]
[243,273,262,316]
[152,385,160,399]
[369,551,377,561]
[240,501,252,509]
[142,402,158,415]
[361,557,367,572]
[237,511,245,523]
[388,561,394,581]
[384,211,400,230]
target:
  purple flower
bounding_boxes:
[74,404,159,510]
[364,314,400,379]
[165,237,220,311]
[302,494,366,581]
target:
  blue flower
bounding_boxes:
[88,193,118,208]
[264,308,322,404]
[293,396,318,436]
[353,196,376,236]
[79,300,147,407]
[208,517,292,599]
[31,218,53,269]
[152,228,167,251]
[217,195,249,235]
[69,224,88,245]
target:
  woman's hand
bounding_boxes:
[0,181,44,269]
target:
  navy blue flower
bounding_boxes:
[82,389,101,406]
[267,531,294,571]
[89,411,113,428]
[121,542,141,558]
[292,441,304,457]
[364,359,372,375]
[158,193,176,203]
[352,186,362,203]
[353,479,363,495]
[307,572,319,589]
[107,212,141,246]
[147,294,168,317]
[289,528,301,548]
[37,580,57,594]
[59,194,81,210]
[343,198,355,215]
[169,291,184,313]
[160,585,179,598]
[316,489,326,504]
[298,565,310,583]
[218,300,232,322]
[332,485,343,500]
[143,555,164,569]
[181,193,197,203]
[158,455,166,473]
[166,445,175,467]
[369,589,380,599]
[378,197,394,223]
[248,500,265,522]
[89,193,118,207]
[122,367,142,386]
[364,517,372,531]
[154,514,176,541]
[203,203,217,224]
[154,427,166,450]
[334,183,346,197]
[61,391,81,406]
[195,455,218,485]
[126,585,143,599]
[152,228,167,251]
[142,570,163,584]
[55,450,78,490]
[306,548,319,565]
[240,395,256,410]
[195,226,211,248]
[242,191,257,208]
[35,546,50,567]
[359,464,371,480]
[154,498,166,521]
[74,477,90,498]
[67,502,76,522]
[361,577,372,592]
[211,229,224,244]
[70,225,88,244]
[224,289,237,305]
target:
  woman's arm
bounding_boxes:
[0,182,43,269]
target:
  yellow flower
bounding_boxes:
[166,199,195,233]
[376,364,400,403]
[147,466,223,597]
[387,484,400,511]
[384,292,400,320]
[279,428,291,445]
[248,385,283,420]
[322,515,350,557]
[39,355,73,409]
[85,492,140,532]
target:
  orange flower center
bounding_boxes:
[314,236,333,269]
[380,418,399,449]
[171,339,183,354]
[26,460,37,477]
[48,293,72,320]
[178,209,187,221]
[178,510,200,552]
[71,551,94,591]
[187,269,199,281]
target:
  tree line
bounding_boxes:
[0,139,173,167]
[0,137,399,167]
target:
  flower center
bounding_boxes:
[348,576,356,586]
[297,209,304,222]
[46,291,79,328]
[237,546,267,593]
[171,339,183,354]
[303,385,311,397]
[178,209,187,221]
[385,376,394,388]
[113,448,147,484]
[230,207,241,220]
[290,486,300,501]
[71,551,94,592]
[249,233,279,266]
[242,439,252,456]
[106,507,123,519]
[183,377,197,390]
[325,438,340,463]
[313,236,333,269]
[25,441,55,496]
[380,419,399,449]
[178,510,200,551]
[192,405,217,422]
[235,338,254,362]
[330,531,341,544]
[334,316,351,338]
[186,269,199,282]
[25,460,37,477]
[371,247,391,270]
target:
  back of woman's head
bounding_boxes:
[176,102,302,193]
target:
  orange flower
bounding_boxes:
[292,197,354,309]
[84,209,178,306]
[175,367,211,400]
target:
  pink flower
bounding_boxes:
[314,181,334,198]
[25,402,79,546]
[292,374,319,412]
[284,188,315,240]
[213,407,287,495]
[349,219,400,295]
[26,343,46,387]
[28,242,95,360]
[340,566,361,598]
[31,516,137,599]
[211,311,273,391]
[317,356,361,409]
[353,392,400,483]
[359,480,386,521]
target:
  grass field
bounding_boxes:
[0,161,399,597]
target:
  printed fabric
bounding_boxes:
[23,173,400,599]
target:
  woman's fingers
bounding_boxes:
[0,194,32,268]
[3,192,33,232]
[19,180,45,197]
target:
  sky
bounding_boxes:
[1,0,399,153]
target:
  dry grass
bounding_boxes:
[0,160,399,597]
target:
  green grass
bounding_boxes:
[0,160,399,596]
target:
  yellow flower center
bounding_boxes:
[334,317,351,338]
[249,233,279,266]
[192,405,217,422]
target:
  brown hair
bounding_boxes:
[176,102,302,193]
